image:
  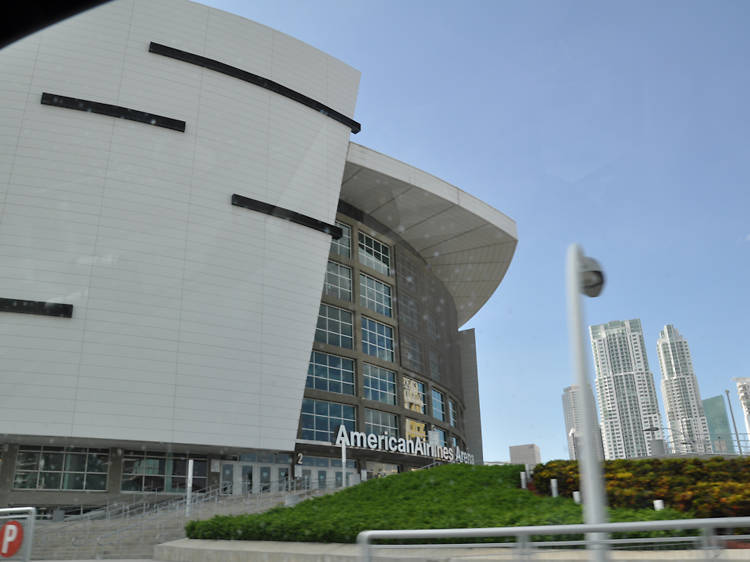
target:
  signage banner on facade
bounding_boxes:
[334,425,475,464]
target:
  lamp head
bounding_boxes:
[579,256,605,297]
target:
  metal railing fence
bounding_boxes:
[32,474,358,559]
[357,516,750,562]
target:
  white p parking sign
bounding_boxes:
[0,509,35,561]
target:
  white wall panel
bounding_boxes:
[0,0,359,452]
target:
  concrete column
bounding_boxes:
[0,444,19,505]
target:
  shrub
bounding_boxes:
[531,457,750,515]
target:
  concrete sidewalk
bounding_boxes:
[150,538,750,561]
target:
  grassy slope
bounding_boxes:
[186,464,688,542]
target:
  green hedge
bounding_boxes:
[186,463,687,543]
[532,457,750,516]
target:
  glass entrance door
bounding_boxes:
[260,466,271,492]
[241,464,253,495]
[222,462,254,496]
[220,463,234,495]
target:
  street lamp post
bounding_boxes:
[566,244,608,562]
[725,390,744,457]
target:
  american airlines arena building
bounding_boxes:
[0,0,517,512]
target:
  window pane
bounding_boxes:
[305,351,355,395]
[432,389,445,421]
[324,261,352,301]
[40,472,62,489]
[41,452,63,471]
[359,273,392,317]
[330,221,351,258]
[315,304,353,349]
[361,316,394,362]
[362,363,397,404]
[358,232,391,275]
[13,472,37,489]
[65,453,86,472]
[85,474,108,491]
[16,451,40,471]
[63,472,85,490]
[299,398,356,442]
[365,408,399,437]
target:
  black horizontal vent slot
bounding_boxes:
[41,93,186,132]
[232,194,342,239]
[0,298,73,318]
[149,42,361,134]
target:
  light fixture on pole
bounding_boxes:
[566,244,608,562]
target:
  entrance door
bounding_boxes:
[221,462,254,496]
[260,466,271,492]
[220,463,234,495]
[317,470,327,489]
[241,464,253,495]
[278,467,289,491]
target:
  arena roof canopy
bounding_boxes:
[341,143,518,326]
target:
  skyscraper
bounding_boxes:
[562,385,604,460]
[656,325,711,454]
[702,395,736,454]
[736,378,750,444]
[590,319,662,459]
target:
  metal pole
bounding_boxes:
[186,459,194,517]
[341,439,347,488]
[725,390,744,456]
[567,244,608,562]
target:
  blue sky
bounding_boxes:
[202,0,750,462]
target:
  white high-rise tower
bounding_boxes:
[562,385,604,460]
[656,325,711,454]
[590,319,662,459]
[736,378,750,443]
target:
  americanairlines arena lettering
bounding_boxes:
[334,426,475,464]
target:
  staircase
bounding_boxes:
[31,487,316,560]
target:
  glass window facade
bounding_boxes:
[121,452,207,493]
[306,351,355,395]
[301,398,356,442]
[324,261,352,301]
[432,389,445,421]
[433,428,447,447]
[358,232,391,276]
[359,273,392,317]
[362,363,397,404]
[13,446,109,491]
[449,400,457,427]
[315,304,353,349]
[365,408,399,437]
[361,316,394,362]
[330,221,351,258]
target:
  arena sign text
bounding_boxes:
[334,425,475,464]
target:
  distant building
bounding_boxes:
[562,385,604,460]
[590,319,662,459]
[656,325,711,454]
[702,395,735,454]
[736,378,750,442]
[509,444,541,469]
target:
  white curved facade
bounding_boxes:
[0,0,359,451]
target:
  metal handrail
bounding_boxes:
[357,516,750,561]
